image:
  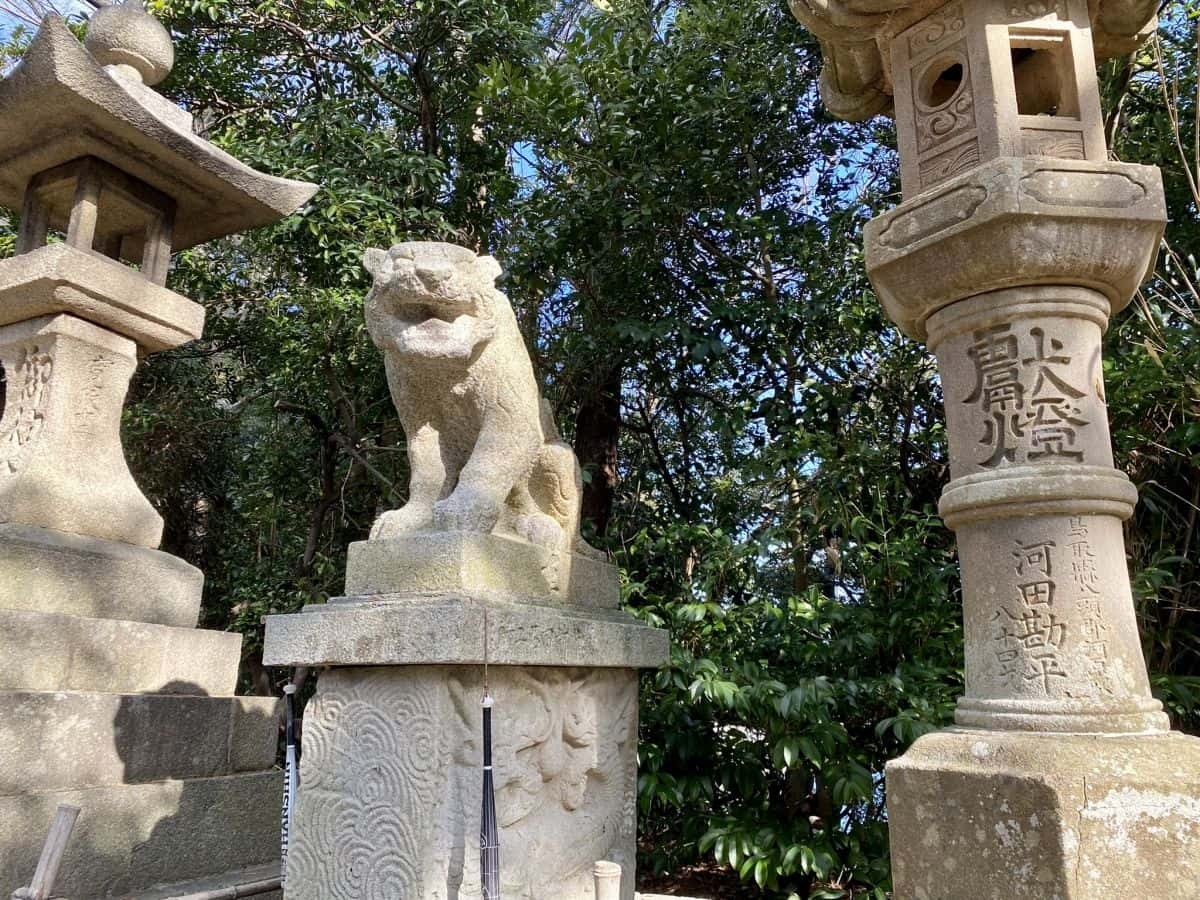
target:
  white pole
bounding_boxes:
[593,861,622,900]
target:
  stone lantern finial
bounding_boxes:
[84,0,175,86]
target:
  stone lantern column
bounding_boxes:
[790,0,1200,896]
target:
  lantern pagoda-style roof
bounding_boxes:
[0,11,316,251]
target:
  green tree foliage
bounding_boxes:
[1,0,1196,895]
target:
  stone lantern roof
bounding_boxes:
[789,0,1158,120]
[0,12,317,251]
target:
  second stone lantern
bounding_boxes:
[790,0,1200,896]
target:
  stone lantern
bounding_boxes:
[0,5,318,896]
[790,0,1200,896]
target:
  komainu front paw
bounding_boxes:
[515,512,566,551]
[433,487,502,534]
[370,504,433,540]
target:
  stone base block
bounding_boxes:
[886,728,1200,899]
[0,772,282,898]
[0,691,280,795]
[0,524,202,627]
[287,665,638,900]
[263,594,669,669]
[0,608,241,694]
[345,532,621,608]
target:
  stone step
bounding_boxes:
[0,524,202,628]
[124,862,281,899]
[0,772,283,898]
[0,691,280,796]
[0,609,241,695]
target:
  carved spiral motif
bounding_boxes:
[286,671,444,899]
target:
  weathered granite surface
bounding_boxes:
[0,772,283,898]
[0,243,205,351]
[0,609,240,694]
[265,242,668,899]
[264,592,667,669]
[888,729,1200,898]
[0,523,203,627]
[0,15,317,251]
[345,532,621,608]
[788,0,1156,121]
[0,692,279,796]
[0,315,162,546]
[362,242,604,598]
[783,0,1200,893]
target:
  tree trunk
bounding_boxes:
[573,362,622,538]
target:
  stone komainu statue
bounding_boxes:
[362,241,595,585]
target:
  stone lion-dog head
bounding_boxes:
[362,241,503,361]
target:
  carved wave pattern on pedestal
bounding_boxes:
[288,670,445,899]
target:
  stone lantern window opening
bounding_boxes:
[917,53,968,109]
[1009,30,1080,118]
[15,155,176,285]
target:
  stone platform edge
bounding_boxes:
[263,593,669,669]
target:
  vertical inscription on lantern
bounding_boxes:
[75,354,117,434]
[964,324,1090,467]
[0,343,52,475]
[1068,516,1114,694]
[992,539,1068,692]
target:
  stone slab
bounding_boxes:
[0,524,203,628]
[0,609,240,695]
[886,728,1200,899]
[0,692,280,796]
[263,594,669,669]
[345,532,621,608]
[0,243,203,352]
[0,772,282,898]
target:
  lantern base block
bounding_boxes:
[886,727,1200,899]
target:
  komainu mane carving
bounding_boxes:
[362,241,596,586]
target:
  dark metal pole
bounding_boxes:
[480,693,500,900]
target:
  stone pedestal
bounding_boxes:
[0,523,286,897]
[264,535,669,899]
